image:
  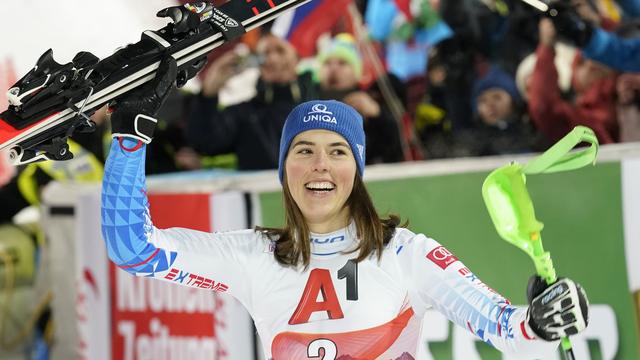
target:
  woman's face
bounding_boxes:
[285,129,357,232]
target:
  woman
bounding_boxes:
[102,57,589,359]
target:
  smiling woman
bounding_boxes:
[261,101,400,268]
[285,130,357,232]
[102,82,590,358]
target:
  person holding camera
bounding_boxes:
[187,34,317,170]
[548,0,640,72]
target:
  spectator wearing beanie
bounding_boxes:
[317,33,405,164]
[471,67,523,129]
[453,66,543,156]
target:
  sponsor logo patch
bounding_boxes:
[304,104,338,124]
[164,268,228,292]
[264,240,276,253]
[356,144,364,161]
[426,246,458,270]
[310,235,345,244]
[541,284,566,305]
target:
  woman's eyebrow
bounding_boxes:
[292,140,314,148]
[292,141,349,148]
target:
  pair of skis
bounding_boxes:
[0,0,310,165]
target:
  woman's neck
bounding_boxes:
[307,219,349,234]
[306,209,351,234]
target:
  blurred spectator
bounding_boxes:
[528,18,618,144]
[428,11,478,131]
[420,65,538,158]
[616,0,640,17]
[416,47,460,159]
[418,65,542,158]
[616,73,640,142]
[581,24,640,72]
[612,21,640,142]
[147,88,204,174]
[431,0,542,133]
[549,0,640,72]
[187,34,317,170]
[475,0,543,74]
[516,42,577,103]
[317,33,405,164]
[459,66,543,156]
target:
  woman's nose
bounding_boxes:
[311,152,329,172]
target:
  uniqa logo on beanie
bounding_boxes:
[303,104,338,124]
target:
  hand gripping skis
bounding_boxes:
[0,0,310,165]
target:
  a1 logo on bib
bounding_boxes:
[426,246,458,270]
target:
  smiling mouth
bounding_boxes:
[305,181,335,192]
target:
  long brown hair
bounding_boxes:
[257,172,402,268]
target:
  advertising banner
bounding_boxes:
[45,185,254,360]
[109,192,254,360]
[109,193,216,360]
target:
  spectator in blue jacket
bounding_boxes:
[549,0,640,72]
[582,27,640,72]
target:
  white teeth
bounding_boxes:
[305,181,335,190]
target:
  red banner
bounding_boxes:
[110,193,220,360]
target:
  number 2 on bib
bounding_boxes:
[307,338,337,359]
[288,260,358,325]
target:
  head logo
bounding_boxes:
[304,104,338,124]
[310,104,333,114]
[225,18,238,27]
[426,246,459,270]
[356,144,364,161]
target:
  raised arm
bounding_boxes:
[393,229,588,357]
[186,52,243,155]
[101,55,256,305]
[582,27,640,73]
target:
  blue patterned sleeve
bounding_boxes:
[101,138,177,275]
[101,138,258,304]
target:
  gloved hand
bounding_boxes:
[527,275,589,341]
[546,1,594,47]
[109,54,177,144]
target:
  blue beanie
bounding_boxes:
[471,67,521,113]
[278,100,365,183]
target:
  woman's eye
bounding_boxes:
[297,148,312,154]
[331,149,346,156]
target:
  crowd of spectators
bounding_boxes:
[177,0,640,170]
[2,0,640,220]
